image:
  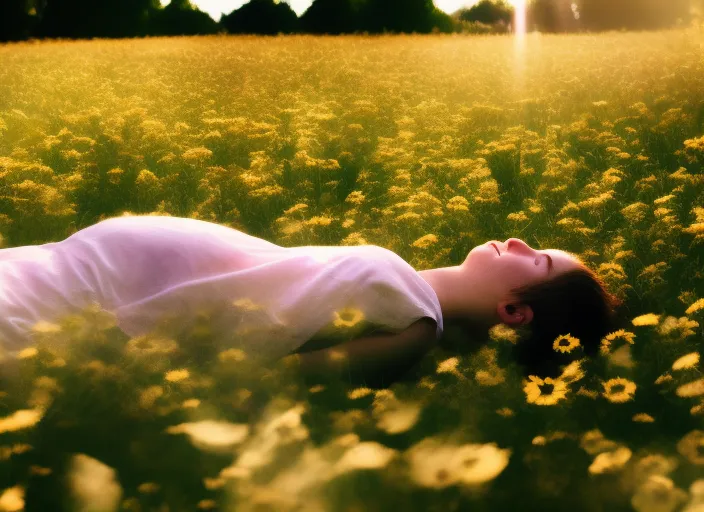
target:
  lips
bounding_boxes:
[490,243,500,256]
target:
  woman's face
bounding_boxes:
[463,238,583,314]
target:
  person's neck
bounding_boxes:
[417,265,500,329]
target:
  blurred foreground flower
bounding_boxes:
[682,480,704,512]
[68,454,122,512]
[372,389,421,434]
[0,486,24,512]
[166,420,249,453]
[220,403,308,478]
[589,446,632,474]
[631,475,687,512]
[677,430,704,465]
[405,437,511,488]
[0,409,43,434]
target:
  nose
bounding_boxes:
[505,238,534,255]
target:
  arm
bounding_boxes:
[283,317,438,387]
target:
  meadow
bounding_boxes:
[0,30,703,511]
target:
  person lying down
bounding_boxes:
[0,215,622,386]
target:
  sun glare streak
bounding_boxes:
[512,0,527,97]
[513,0,526,36]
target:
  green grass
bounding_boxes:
[0,31,703,511]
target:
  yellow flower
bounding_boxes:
[166,421,249,453]
[632,313,660,326]
[218,348,247,363]
[655,373,673,385]
[284,203,309,215]
[232,297,264,312]
[553,334,581,353]
[341,232,368,245]
[412,234,439,249]
[475,368,505,386]
[436,357,460,374]
[446,196,469,212]
[334,442,397,474]
[182,147,213,163]
[139,386,164,409]
[0,486,24,512]
[600,329,636,355]
[523,376,568,406]
[332,307,364,328]
[31,320,61,334]
[197,499,217,510]
[29,465,52,476]
[559,359,586,384]
[676,430,704,465]
[165,369,190,383]
[657,316,699,338]
[125,335,178,357]
[632,413,655,423]
[676,378,704,398]
[406,437,511,488]
[488,324,519,343]
[182,399,201,409]
[631,475,688,512]
[507,211,529,222]
[577,387,599,399]
[344,191,365,205]
[588,447,632,474]
[305,215,334,227]
[602,377,637,403]
[672,352,699,371]
[17,347,38,359]
[685,298,704,315]
[0,409,44,434]
[347,387,374,400]
[138,482,160,494]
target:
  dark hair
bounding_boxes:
[508,262,626,377]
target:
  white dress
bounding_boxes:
[0,215,443,362]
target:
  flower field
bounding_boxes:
[0,30,703,511]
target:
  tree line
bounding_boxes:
[0,0,696,42]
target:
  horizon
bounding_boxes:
[165,0,488,20]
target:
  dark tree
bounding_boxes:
[37,0,159,38]
[526,0,579,32]
[150,0,220,36]
[299,0,363,34]
[0,0,35,41]
[221,0,299,35]
[459,0,514,25]
[361,0,451,33]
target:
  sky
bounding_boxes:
[167,0,487,20]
